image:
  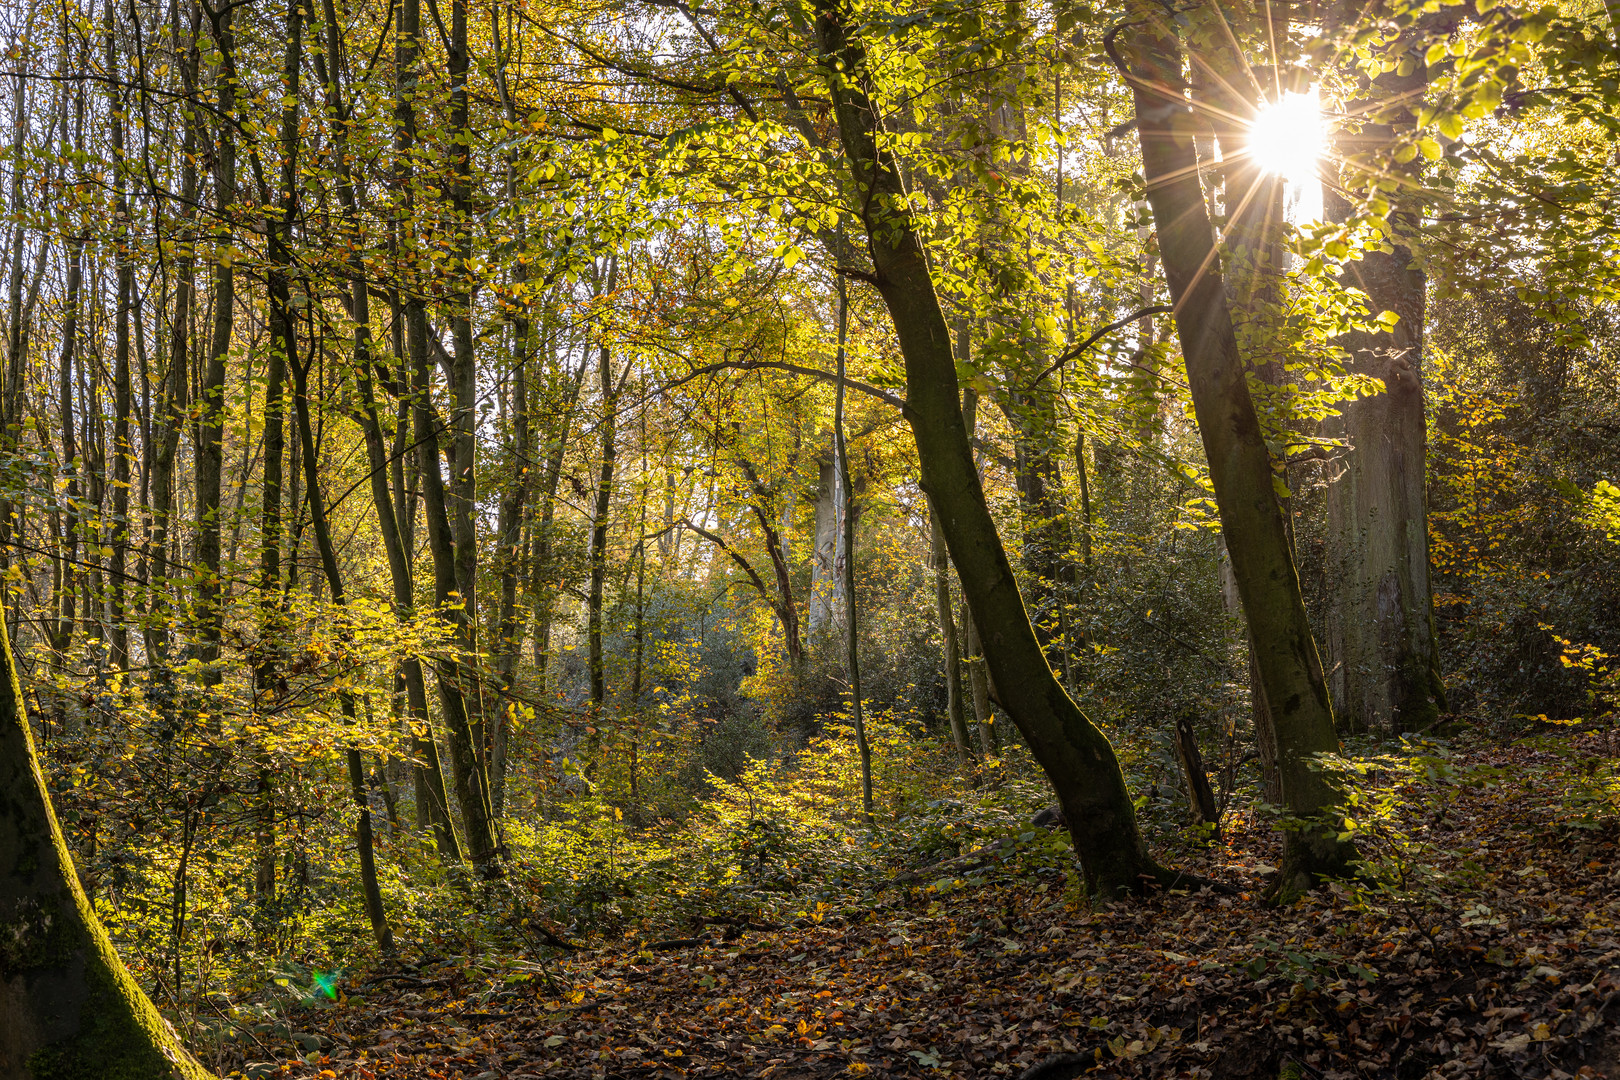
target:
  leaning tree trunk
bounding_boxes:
[1119,17,1353,898]
[812,0,1166,895]
[0,604,214,1079]
[291,349,394,952]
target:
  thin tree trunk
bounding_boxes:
[930,507,975,763]
[587,260,621,714]
[833,267,875,827]
[291,339,394,951]
[411,305,500,874]
[144,0,198,670]
[196,0,235,693]
[957,386,997,754]
[446,0,488,789]
[250,0,300,903]
[105,0,132,669]
[384,0,463,864]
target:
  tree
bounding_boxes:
[810,0,1167,895]
[0,603,212,1079]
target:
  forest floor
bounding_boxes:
[237,735,1620,1080]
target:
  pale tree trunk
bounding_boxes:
[528,344,586,692]
[586,258,621,715]
[0,604,213,1079]
[1322,39,1445,735]
[808,459,842,635]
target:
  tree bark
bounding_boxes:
[105,0,133,670]
[390,0,466,866]
[930,507,975,763]
[195,0,235,693]
[587,259,621,714]
[291,340,394,952]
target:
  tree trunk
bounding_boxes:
[1173,714,1220,836]
[587,261,620,714]
[251,0,301,904]
[195,0,235,693]
[1119,19,1352,896]
[957,387,997,754]
[446,0,489,793]
[808,458,843,635]
[389,0,465,866]
[834,264,875,827]
[105,0,132,670]
[930,507,975,763]
[1322,47,1445,735]
[144,0,197,670]
[0,605,213,1079]
[812,0,1164,895]
[410,311,500,874]
[291,339,394,952]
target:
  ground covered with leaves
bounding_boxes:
[225,735,1620,1080]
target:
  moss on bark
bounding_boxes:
[0,607,214,1079]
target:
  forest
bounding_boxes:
[0,0,1618,1074]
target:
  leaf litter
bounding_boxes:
[233,740,1620,1080]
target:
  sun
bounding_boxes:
[1247,90,1325,188]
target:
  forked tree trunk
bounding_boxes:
[812,0,1165,895]
[0,607,214,1079]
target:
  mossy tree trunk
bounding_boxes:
[0,608,214,1079]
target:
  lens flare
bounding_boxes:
[1247,90,1324,187]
